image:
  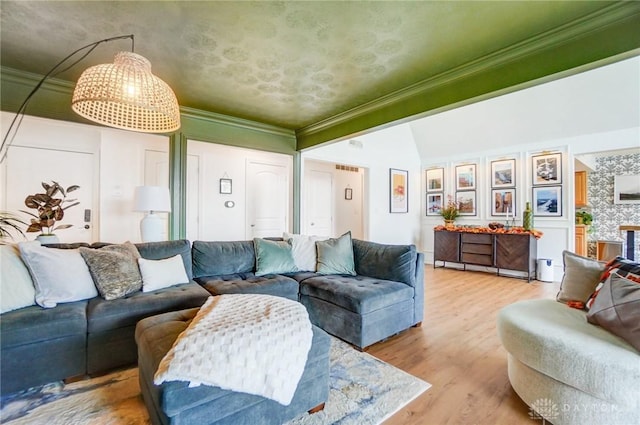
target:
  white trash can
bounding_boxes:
[537,259,554,282]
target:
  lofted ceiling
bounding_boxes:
[1,1,640,146]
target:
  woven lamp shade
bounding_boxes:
[72,51,180,133]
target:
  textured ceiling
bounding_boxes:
[0,1,627,130]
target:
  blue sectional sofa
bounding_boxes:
[1,236,424,398]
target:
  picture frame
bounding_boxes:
[614,175,640,204]
[491,159,515,188]
[426,193,443,216]
[345,187,353,200]
[389,168,409,213]
[455,164,476,191]
[456,191,476,216]
[426,168,444,192]
[533,185,562,216]
[491,188,516,216]
[219,178,232,194]
[532,152,562,185]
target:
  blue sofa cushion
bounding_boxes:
[196,273,299,301]
[352,239,417,287]
[87,282,210,333]
[300,275,413,314]
[135,239,194,281]
[192,241,255,278]
[0,301,87,347]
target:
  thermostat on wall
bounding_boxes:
[224,201,235,208]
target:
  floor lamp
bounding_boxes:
[134,186,171,242]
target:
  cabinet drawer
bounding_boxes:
[461,253,493,266]
[461,233,492,244]
[462,243,493,255]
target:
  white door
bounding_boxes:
[144,150,170,240]
[305,169,333,237]
[5,146,97,243]
[246,161,288,238]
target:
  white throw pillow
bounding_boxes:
[283,232,328,272]
[138,254,189,292]
[17,241,98,308]
[0,244,36,313]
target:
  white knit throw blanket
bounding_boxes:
[154,294,313,406]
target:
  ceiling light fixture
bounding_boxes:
[1,34,180,162]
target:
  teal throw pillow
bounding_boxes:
[253,238,298,277]
[316,232,356,276]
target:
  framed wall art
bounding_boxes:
[532,152,562,185]
[614,175,640,204]
[491,188,516,216]
[456,191,476,216]
[426,193,443,216]
[533,185,562,216]
[491,159,515,188]
[390,168,408,213]
[426,168,444,192]
[455,164,476,191]
[219,178,232,194]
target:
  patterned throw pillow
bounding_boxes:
[586,257,640,309]
[79,242,142,300]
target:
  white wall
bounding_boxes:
[303,124,422,246]
[186,140,293,241]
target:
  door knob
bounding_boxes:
[84,225,90,229]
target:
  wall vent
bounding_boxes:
[335,164,359,173]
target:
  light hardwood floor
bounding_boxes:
[367,266,560,425]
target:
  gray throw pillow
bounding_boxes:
[557,250,606,304]
[79,242,142,300]
[253,238,297,277]
[316,232,356,276]
[587,272,640,352]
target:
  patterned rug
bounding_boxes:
[1,338,430,425]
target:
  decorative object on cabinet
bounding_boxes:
[613,175,640,204]
[574,171,588,207]
[426,193,443,216]
[492,188,515,217]
[426,168,444,192]
[133,186,171,243]
[456,191,476,216]
[455,164,476,191]
[389,168,408,213]
[439,195,460,227]
[575,210,593,226]
[533,185,562,217]
[491,159,516,188]
[523,202,533,231]
[532,152,562,185]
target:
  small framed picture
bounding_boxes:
[532,153,562,185]
[390,168,409,213]
[492,188,516,216]
[426,168,444,192]
[219,178,232,194]
[533,185,562,216]
[426,193,443,216]
[345,188,353,200]
[491,159,515,188]
[455,164,476,191]
[456,191,476,216]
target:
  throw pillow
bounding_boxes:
[316,231,356,276]
[138,254,190,292]
[0,244,36,313]
[79,242,142,300]
[253,238,298,277]
[587,272,640,352]
[17,241,98,308]
[586,256,640,309]
[283,232,327,272]
[556,250,606,304]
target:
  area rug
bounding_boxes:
[1,338,430,425]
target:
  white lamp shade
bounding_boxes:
[134,186,171,213]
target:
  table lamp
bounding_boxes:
[133,186,171,242]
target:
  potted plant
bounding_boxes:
[575,210,593,226]
[21,181,80,243]
[0,212,27,244]
[440,196,460,228]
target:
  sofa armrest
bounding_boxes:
[414,252,425,324]
[352,239,418,286]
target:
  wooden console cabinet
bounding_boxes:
[434,230,537,281]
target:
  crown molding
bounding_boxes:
[296,2,640,146]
